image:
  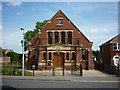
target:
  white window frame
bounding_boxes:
[113,43,120,51]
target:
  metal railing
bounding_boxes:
[94,63,120,77]
[71,63,83,76]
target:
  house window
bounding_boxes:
[54,32,59,44]
[82,49,87,60]
[49,52,51,60]
[57,19,63,24]
[34,49,38,60]
[61,32,65,44]
[48,32,52,44]
[72,52,76,60]
[68,32,72,44]
[43,52,47,60]
[118,43,120,50]
[113,43,117,51]
[66,52,69,60]
[113,43,120,51]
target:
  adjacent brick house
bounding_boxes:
[27,10,94,70]
[100,34,120,67]
[0,47,12,64]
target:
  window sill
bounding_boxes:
[65,60,70,62]
[113,50,120,51]
[56,24,63,26]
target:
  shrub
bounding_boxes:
[7,52,19,63]
[2,67,32,76]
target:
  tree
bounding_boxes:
[7,52,19,63]
[35,20,49,30]
[2,50,7,56]
[93,50,100,61]
[21,20,49,51]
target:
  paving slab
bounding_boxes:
[25,69,115,77]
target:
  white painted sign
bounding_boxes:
[113,55,120,66]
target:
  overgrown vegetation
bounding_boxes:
[93,50,100,61]
[2,63,32,76]
[2,50,7,57]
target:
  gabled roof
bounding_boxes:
[100,34,120,47]
[29,10,92,45]
[51,10,92,43]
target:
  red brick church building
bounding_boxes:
[27,10,94,70]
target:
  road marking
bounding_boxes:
[72,80,119,82]
[2,78,119,83]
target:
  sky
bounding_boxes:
[1,2,119,53]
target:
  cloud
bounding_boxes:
[7,2,22,6]
[89,29,98,34]
[103,29,109,33]
[89,28,109,34]
[0,25,3,30]
[16,12,23,15]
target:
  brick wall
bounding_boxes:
[3,57,10,64]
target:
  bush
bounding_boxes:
[2,67,32,76]
[7,52,19,63]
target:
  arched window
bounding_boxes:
[61,32,65,44]
[68,32,72,44]
[49,52,51,60]
[82,49,87,60]
[43,52,47,60]
[48,32,52,44]
[66,52,69,60]
[54,32,59,44]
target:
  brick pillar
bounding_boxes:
[59,31,61,44]
[38,51,42,63]
[88,49,94,69]
[76,47,80,64]
[69,51,72,70]
[70,51,72,63]
[38,50,42,70]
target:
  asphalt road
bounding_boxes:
[2,79,119,88]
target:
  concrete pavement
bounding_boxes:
[2,75,119,82]
[2,70,119,89]
[2,69,118,82]
[25,69,115,76]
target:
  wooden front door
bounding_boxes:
[53,53,64,67]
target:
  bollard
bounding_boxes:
[33,69,34,76]
[80,64,83,76]
[52,67,55,76]
[62,67,64,76]
[117,64,119,77]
